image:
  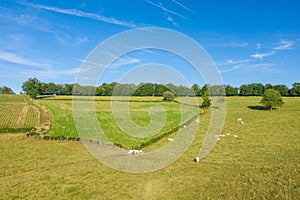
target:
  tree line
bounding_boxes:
[17,78,300,98]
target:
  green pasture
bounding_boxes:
[37,96,199,148]
[0,96,299,199]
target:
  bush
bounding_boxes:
[163,91,175,101]
[43,135,50,140]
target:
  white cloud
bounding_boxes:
[221,64,245,73]
[226,59,251,65]
[256,43,261,50]
[218,59,251,66]
[0,50,48,67]
[211,41,248,48]
[77,55,140,69]
[75,36,88,45]
[171,0,194,13]
[144,0,187,19]
[166,15,178,26]
[221,63,274,73]
[21,1,138,28]
[250,51,275,61]
[245,63,274,71]
[273,40,294,50]
[110,56,140,68]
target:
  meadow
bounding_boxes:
[37,96,199,148]
[0,96,299,199]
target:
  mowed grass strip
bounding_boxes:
[0,96,299,199]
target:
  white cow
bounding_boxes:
[194,157,200,163]
[195,118,200,123]
[168,138,174,142]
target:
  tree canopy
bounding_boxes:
[0,86,14,94]
[163,91,175,101]
[260,89,284,111]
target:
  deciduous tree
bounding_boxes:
[260,89,284,111]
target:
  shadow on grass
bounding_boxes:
[247,105,274,111]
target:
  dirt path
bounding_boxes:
[16,105,29,128]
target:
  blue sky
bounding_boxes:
[0,0,299,93]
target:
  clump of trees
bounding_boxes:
[0,86,14,94]
[260,89,284,111]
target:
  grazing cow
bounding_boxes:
[195,118,200,123]
[194,157,200,163]
[234,134,238,138]
[237,118,242,122]
[168,138,174,142]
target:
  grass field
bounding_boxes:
[37,96,199,148]
[0,96,299,199]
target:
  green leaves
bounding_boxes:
[260,89,284,110]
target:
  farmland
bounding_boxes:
[0,96,299,199]
[37,96,199,148]
[0,95,39,132]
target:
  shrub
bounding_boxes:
[163,91,175,101]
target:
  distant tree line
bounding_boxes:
[21,78,300,99]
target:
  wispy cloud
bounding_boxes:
[220,64,245,73]
[273,40,294,50]
[219,59,251,66]
[245,63,274,70]
[171,0,194,13]
[144,0,187,19]
[77,55,140,69]
[0,50,48,67]
[0,7,58,34]
[110,56,140,68]
[251,51,275,61]
[166,15,178,26]
[20,1,138,28]
[256,43,261,50]
[210,41,248,48]
[75,36,88,45]
[221,62,274,73]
